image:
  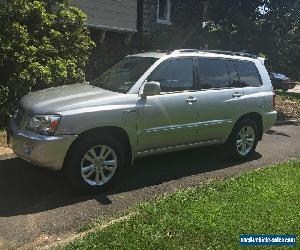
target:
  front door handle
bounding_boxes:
[186,97,198,103]
[232,93,243,98]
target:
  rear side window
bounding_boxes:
[148,58,194,92]
[197,58,230,89]
[235,61,262,87]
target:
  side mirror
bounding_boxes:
[141,81,161,98]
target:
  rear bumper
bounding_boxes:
[8,120,77,171]
[262,111,277,132]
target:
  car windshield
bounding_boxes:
[91,56,157,93]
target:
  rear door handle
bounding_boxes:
[232,93,243,98]
[123,109,136,114]
[186,97,198,103]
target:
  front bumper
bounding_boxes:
[263,111,277,133]
[8,119,77,171]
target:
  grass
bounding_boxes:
[276,90,300,100]
[62,161,300,250]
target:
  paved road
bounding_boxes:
[0,125,299,249]
[288,84,300,94]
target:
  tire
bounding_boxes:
[64,134,126,193]
[226,118,259,159]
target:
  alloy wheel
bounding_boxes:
[80,145,118,186]
[236,125,256,156]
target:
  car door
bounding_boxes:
[193,57,246,143]
[136,57,199,152]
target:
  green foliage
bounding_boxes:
[62,161,300,249]
[142,0,300,80]
[0,0,95,127]
[204,0,300,80]
[259,0,300,79]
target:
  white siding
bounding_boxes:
[73,0,137,32]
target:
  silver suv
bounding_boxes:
[8,50,277,192]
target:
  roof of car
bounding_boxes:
[129,49,263,62]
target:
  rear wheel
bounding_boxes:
[64,134,126,193]
[226,119,259,159]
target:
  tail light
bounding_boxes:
[273,91,276,110]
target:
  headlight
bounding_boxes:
[27,115,61,135]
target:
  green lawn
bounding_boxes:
[62,161,300,250]
[276,90,300,100]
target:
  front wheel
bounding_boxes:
[226,119,259,159]
[64,134,126,193]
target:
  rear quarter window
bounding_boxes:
[235,60,262,87]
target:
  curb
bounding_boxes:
[275,120,300,126]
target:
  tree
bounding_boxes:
[194,0,300,79]
[0,0,95,127]
[200,0,262,51]
[258,0,300,79]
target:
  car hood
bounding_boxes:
[20,83,122,114]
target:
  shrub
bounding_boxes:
[0,0,95,128]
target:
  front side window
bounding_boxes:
[148,58,194,92]
[197,58,230,89]
[235,61,262,87]
[91,57,157,93]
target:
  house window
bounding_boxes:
[157,0,172,25]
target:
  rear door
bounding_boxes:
[193,57,246,143]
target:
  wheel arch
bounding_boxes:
[63,126,133,170]
[230,112,263,141]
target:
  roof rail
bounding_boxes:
[170,49,259,59]
[170,49,199,54]
[200,50,258,59]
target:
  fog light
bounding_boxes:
[23,143,32,155]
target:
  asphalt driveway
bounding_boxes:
[288,84,300,94]
[0,125,299,249]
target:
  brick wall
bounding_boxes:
[142,0,158,35]
[139,0,203,50]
